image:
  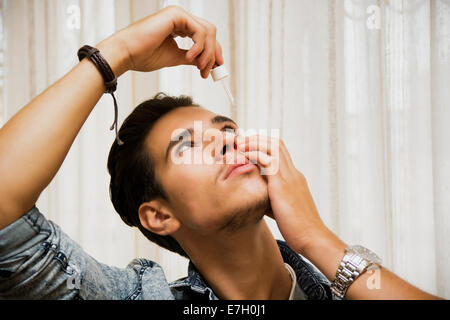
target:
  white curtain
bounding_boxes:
[1,0,449,298]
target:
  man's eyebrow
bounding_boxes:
[164,115,237,163]
[211,115,237,127]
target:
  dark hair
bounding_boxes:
[107,92,198,259]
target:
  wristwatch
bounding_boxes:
[330,245,382,299]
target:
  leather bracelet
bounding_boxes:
[77,45,123,146]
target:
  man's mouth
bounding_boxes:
[222,160,258,180]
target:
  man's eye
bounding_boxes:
[223,126,237,135]
[178,141,194,154]
[224,129,237,135]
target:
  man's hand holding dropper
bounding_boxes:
[0,6,223,230]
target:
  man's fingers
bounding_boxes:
[192,15,217,78]
[187,29,206,62]
[196,31,215,69]
[237,135,278,155]
[245,151,273,167]
[173,48,198,67]
[237,135,284,176]
[201,58,215,78]
[165,7,221,78]
[245,150,280,176]
[215,41,224,66]
[172,9,207,62]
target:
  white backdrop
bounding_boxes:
[1,0,449,298]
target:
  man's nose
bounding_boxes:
[209,131,238,162]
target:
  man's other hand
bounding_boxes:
[237,135,331,254]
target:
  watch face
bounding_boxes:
[347,245,382,265]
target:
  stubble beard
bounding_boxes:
[218,194,271,234]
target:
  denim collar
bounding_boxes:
[169,240,331,300]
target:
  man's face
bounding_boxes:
[145,106,269,236]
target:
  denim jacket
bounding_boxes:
[0,206,333,300]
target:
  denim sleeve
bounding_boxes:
[300,254,342,300]
[0,205,173,300]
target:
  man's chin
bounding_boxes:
[227,171,268,195]
[218,195,270,233]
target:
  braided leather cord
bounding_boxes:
[77,45,123,146]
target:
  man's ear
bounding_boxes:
[138,199,181,236]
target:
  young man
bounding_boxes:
[0,6,441,300]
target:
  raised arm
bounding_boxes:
[0,6,223,230]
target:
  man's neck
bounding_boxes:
[180,219,293,300]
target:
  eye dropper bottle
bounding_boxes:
[211,65,235,106]
[211,65,247,159]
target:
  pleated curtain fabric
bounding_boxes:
[1,0,449,298]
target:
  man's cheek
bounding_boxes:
[178,200,226,235]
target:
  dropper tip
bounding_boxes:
[222,82,235,106]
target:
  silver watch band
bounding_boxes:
[330,251,370,299]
